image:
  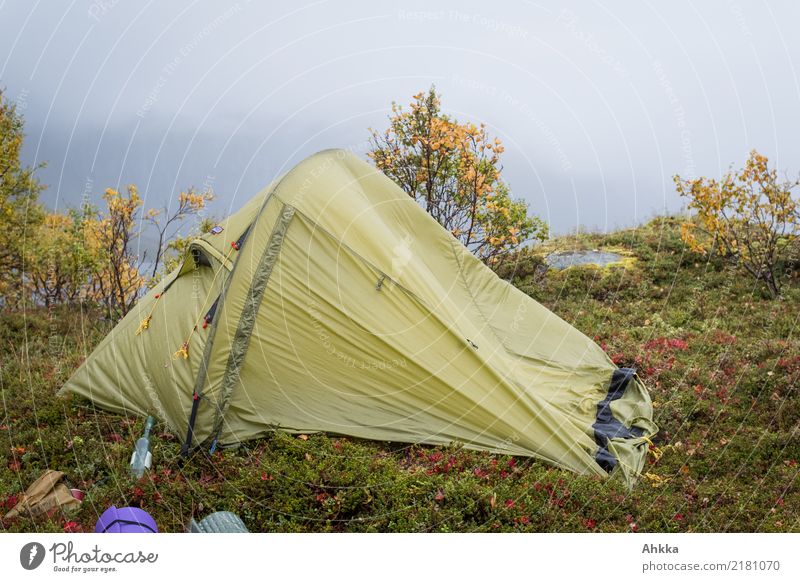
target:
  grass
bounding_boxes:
[1,216,799,532]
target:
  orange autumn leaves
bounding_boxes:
[369,87,547,264]
[24,184,212,318]
[675,150,800,297]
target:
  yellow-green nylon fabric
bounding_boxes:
[59,263,224,438]
[60,149,657,486]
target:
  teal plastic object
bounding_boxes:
[189,511,249,533]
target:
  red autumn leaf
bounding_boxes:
[644,337,689,352]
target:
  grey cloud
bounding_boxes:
[1,0,798,234]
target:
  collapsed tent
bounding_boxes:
[60,149,657,486]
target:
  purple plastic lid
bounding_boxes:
[95,506,158,533]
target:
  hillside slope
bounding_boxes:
[1,216,798,532]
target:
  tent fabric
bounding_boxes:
[60,149,657,487]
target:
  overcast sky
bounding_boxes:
[1,0,799,235]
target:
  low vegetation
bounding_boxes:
[2,216,798,532]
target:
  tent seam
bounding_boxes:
[209,203,296,443]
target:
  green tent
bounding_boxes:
[60,149,657,486]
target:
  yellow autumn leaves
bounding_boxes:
[675,150,800,297]
[368,86,547,264]
[19,184,213,318]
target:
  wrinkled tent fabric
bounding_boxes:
[60,149,657,487]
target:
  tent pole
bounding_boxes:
[180,391,201,457]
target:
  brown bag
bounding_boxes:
[5,470,81,520]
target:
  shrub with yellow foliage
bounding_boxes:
[0,88,45,306]
[19,183,212,318]
[83,185,146,317]
[145,186,214,279]
[26,209,97,306]
[369,87,547,264]
[675,150,800,297]
[1,88,214,316]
